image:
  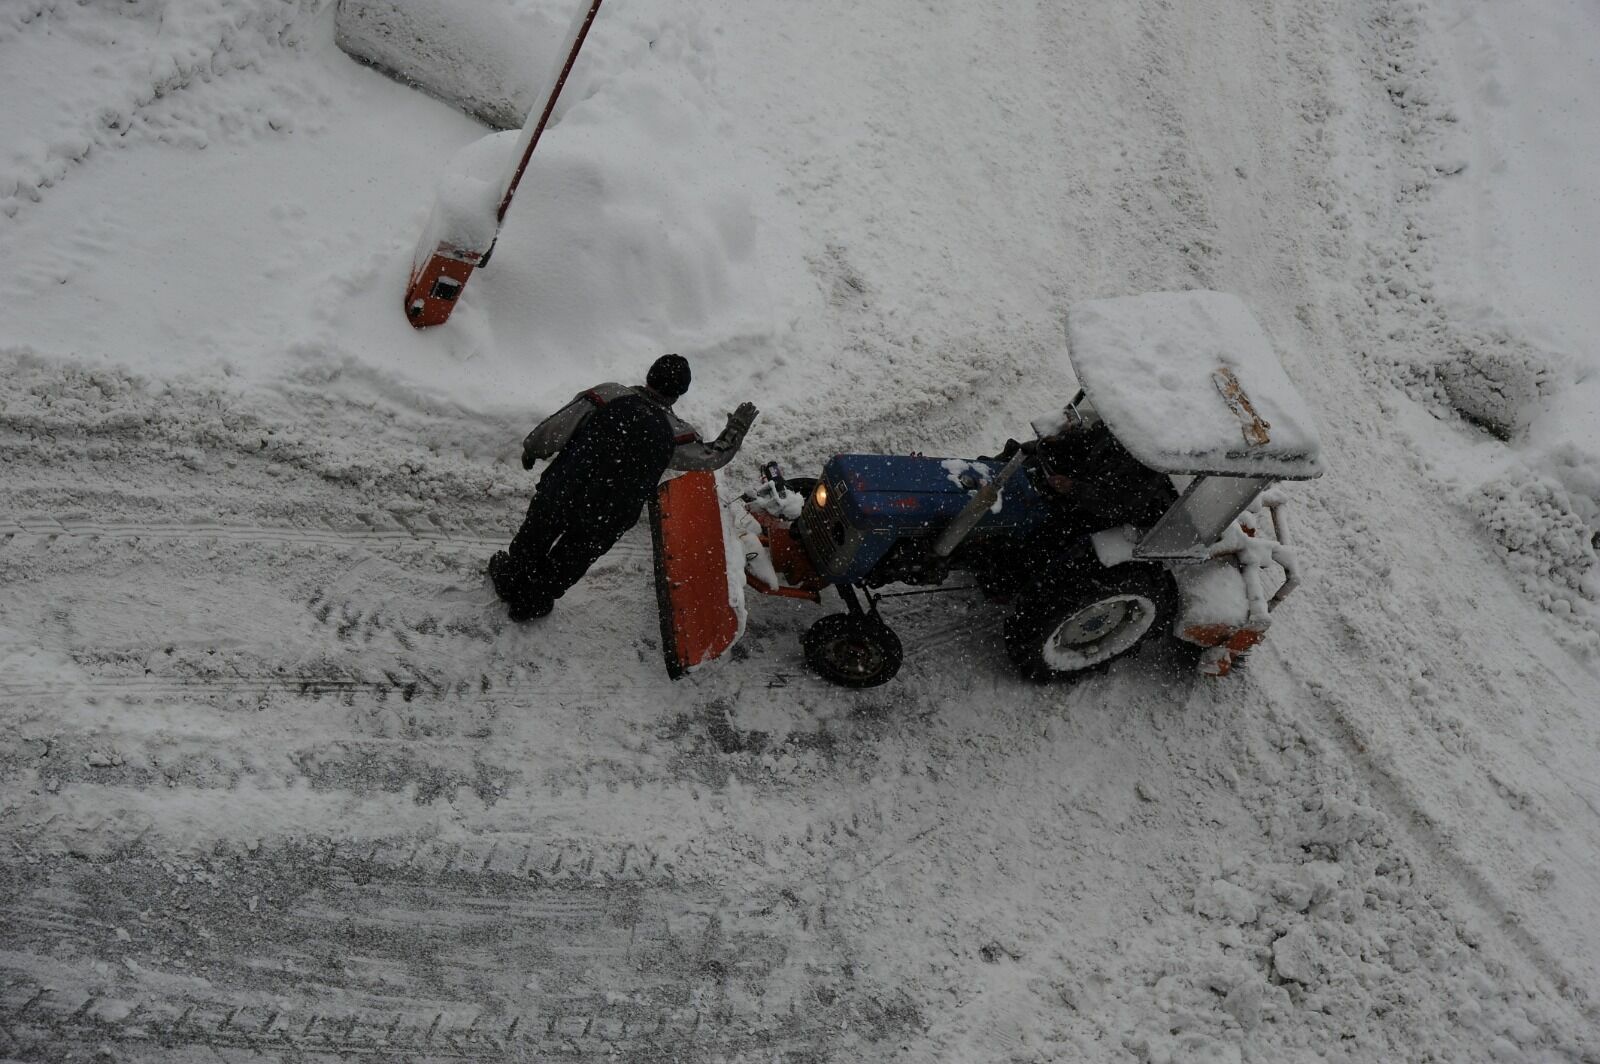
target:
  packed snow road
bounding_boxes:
[3,0,1598,1061]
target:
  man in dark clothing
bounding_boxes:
[489,354,759,621]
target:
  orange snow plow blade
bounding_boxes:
[649,471,743,679]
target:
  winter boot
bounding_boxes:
[506,590,554,622]
[487,551,517,603]
[489,551,554,621]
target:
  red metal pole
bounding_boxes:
[499,0,604,222]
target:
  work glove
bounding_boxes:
[727,401,759,435]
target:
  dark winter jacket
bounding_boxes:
[522,383,752,472]
[530,392,677,532]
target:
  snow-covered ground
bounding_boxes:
[3,0,1598,1060]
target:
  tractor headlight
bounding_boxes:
[813,481,829,509]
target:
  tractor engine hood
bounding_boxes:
[798,455,1052,586]
[824,454,1050,534]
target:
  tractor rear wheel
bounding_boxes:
[1004,564,1176,682]
[802,612,903,688]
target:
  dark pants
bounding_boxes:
[504,393,675,606]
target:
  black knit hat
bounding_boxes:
[646,353,691,400]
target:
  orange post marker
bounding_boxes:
[404,244,484,329]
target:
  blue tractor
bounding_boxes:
[662,291,1324,687]
[760,441,1173,687]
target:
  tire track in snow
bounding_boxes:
[0,0,323,223]
[1270,652,1600,1025]
[0,514,502,551]
[0,513,655,561]
[1226,0,1600,1023]
[0,670,669,705]
[0,836,885,1062]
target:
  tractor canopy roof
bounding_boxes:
[1064,291,1324,480]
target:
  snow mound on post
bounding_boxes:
[456,105,769,388]
[1066,291,1324,480]
[308,5,777,411]
[418,130,515,258]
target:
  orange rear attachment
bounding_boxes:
[649,472,743,679]
[1182,623,1267,677]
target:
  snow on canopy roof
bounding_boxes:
[1065,291,1325,480]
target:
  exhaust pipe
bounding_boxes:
[932,451,1027,558]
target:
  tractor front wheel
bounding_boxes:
[802,612,904,688]
[1004,565,1176,682]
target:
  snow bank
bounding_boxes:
[1347,0,1600,635]
[1473,474,1600,625]
[1436,335,1566,441]
[0,0,491,385]
[334,0,561,130]
[0,0,324,221]
[0,0,783,425]
[308,0,781,416]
